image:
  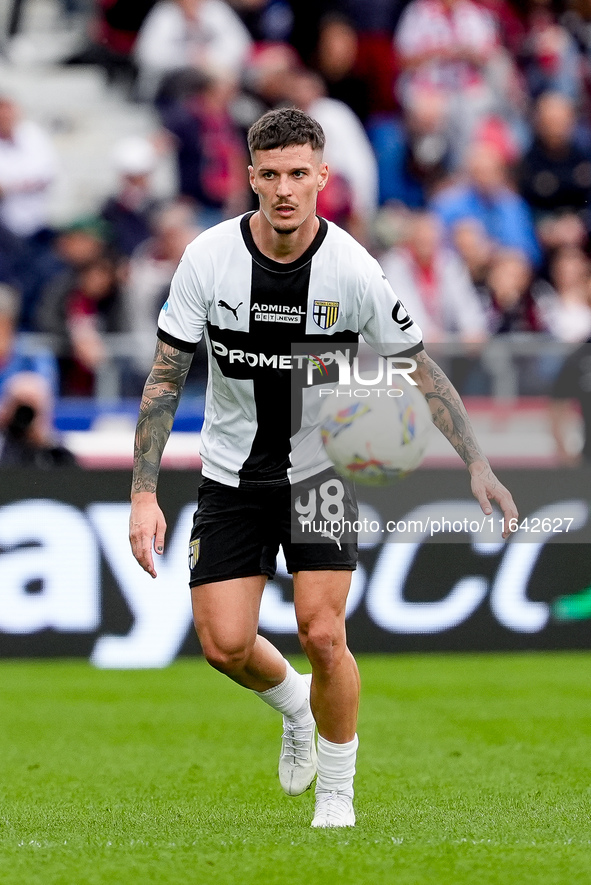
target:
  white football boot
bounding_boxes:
[278,673,317,796]
[311,791,356,828]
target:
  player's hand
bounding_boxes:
[129,492,167,578]
[468,459,518,540]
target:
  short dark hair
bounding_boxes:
[247,107,325,158]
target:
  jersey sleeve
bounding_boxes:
[157,244,208,353]
[358,256,424,357]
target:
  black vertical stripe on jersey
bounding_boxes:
[238,257,313,487]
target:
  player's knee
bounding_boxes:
[298,618,345,673]
[201,638,251,676]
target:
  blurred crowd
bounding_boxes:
[2,0,591,452]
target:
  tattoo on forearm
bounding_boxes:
[414,351,486,467]
[132,340,193,493]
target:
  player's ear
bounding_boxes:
[317,162,329,191]
[248,165,257,193]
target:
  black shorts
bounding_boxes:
[188,468,358,587]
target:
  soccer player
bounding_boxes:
[129,107,518,828]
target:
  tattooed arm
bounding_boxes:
[129,339,193,577]
[411,349,518,537]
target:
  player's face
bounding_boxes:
[249,144,328,235]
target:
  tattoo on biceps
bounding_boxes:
[132,341,193,493]
[416,352,484,466]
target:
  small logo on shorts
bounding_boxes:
[188,538,200,570]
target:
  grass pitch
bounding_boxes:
[0,653,590,885]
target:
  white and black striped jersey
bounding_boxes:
[157,212,423,488]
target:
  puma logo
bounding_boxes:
[218,300,242,321]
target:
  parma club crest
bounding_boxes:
[313,300,339,330]
[188,538,200,570]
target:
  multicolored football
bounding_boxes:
[318,384,432,485]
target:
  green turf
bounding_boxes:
[0,653,590,884]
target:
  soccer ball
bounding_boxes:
[318,384,432,485]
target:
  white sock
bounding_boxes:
[253,661,312,721]
[316,734,358,799]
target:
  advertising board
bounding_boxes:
[0,469,589,666]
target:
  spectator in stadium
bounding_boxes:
[0,221,28,312]
[368,85,454,208]
[161,68,250,227]
[134,0,252,102]
[517,0,583,101]
[230,0,294,43]
[0,371,76,468]
[0,96,60,328]
[314,11,400,119]
[519,92,591,238]
[562,0,591,76]
[478,0,525,55]
[549,334,591,464]
[483,248,543,333]
[284,0,326,63]
[536,245,591,342]
[314,169,357,234]
[122,201,200,381]
[0,284,58,398]
[65,0,158,91]
[287,69,378,243]
[239,41,302,134]
[318,1,400,117]
[34,216,110,339]
[431,141,542,267]
[0,96,58,243]
[62,254,123,396]
[100,135,161,259]
[537,213,589,259]
[382,209,489,392]
[381,210,488,342]
[394,0,504,163]
[452,218,495,297]
[313,13,371,122]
